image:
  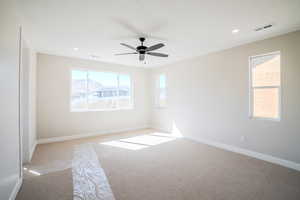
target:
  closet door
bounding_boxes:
[0,1,23,199]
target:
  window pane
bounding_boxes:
[252,54,280,87]
[118,74,132,108]
[119,74,131,97]
[253,88,279,119]
[159,75,166,89]
[88,72,118,110]
[71,70,88,110]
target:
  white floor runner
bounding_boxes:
[72,143,115,200]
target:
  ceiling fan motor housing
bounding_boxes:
[138,37,147,54]
[137,45,147,54]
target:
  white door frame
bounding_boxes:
[18,26,23,179]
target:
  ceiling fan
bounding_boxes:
[115,37,168,61]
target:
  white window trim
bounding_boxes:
[155,73,167,109]
[70,68,134,112]
[248,51,281,121]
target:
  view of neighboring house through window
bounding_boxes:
[250,52,281,120]
[71,70,132,111]
[156,74,166,108]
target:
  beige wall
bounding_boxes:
[21,40,37,163]
[37,54,150,139]
[28,49,37,158]
[150,31,300,164]
[36,31,300,165]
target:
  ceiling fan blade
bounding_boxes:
[120,43,136,51]
[147,52,168,57]
[146,43,164,51]
[112,18,145,36]
[111,18,168,41]
[139,54,145,61]
[115,52,137,56]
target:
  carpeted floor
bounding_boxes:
[17,129,300,200]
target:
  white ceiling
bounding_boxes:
[17,0,300,67]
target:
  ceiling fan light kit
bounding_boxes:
[116,37,168,61]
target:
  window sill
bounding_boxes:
[71,107,134,112]
[249,116,281,122]
[154,106,167,110]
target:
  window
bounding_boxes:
[249,52,281,120]
[71,70,132,111]
[155,74,166,108]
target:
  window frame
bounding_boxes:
[248,51,281,121]
[70,68,134,112]
[155,73,167,109]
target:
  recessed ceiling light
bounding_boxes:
[232,29,240,34]
[73,47,79,51]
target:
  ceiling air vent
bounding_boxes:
[254,24,273,32]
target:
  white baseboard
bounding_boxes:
[37,126,149,144]
[29,140,37,162]
[149,124,170,133]
[9,177,22,200]
[186,136,300,172]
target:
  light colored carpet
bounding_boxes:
[17,129,300,200]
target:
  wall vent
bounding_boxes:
[254,24,273,32]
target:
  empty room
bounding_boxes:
[1,0,300,199]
